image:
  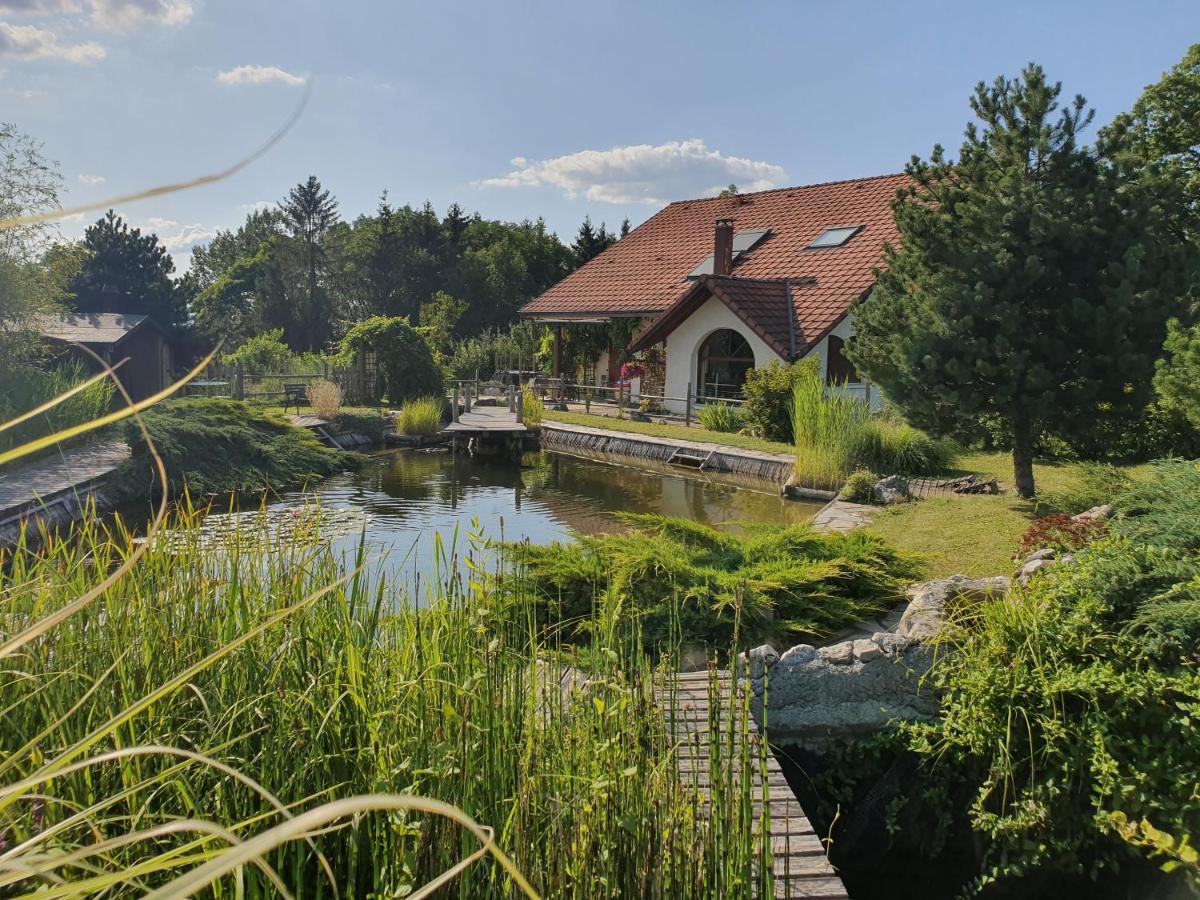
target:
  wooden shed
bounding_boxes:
[36,312,174,401]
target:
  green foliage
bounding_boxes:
[0,360,114,454]
[848,64,1197,498]
[571,215,618,265]
[418,290,467,361]
[338,316,443,404]
[839,469,878,504]
[222,328,292,373]
[913,460,1200,891]
[0,512,773,897]
[847,414,959,476]
[69,210,188,332]
[396,396,444,436]
[697,400,743,433]
[116,398,354,499]
[791,371,870,490]
[504,514,919,651]
[521,384,544,430]
[1156,319,1200,430]
[741,359,818,442]
[1038,461,1135,515]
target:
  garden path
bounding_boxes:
[811,500,875,533]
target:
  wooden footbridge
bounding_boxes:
[657,670,849,899]
[442,381,527,446]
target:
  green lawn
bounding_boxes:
[543,410,796,456]
[865,451,1150,579]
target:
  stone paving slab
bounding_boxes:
[811,499,875,533]
[0,439,130,517]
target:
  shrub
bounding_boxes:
[306,379,342,419]
[223,328,292,373]
[521,384,544,430]
[912,461,1200,891]
[396,395,444,436]
[839,469,878,504]
[847,415,958,475]
[116,398,354,499]
[338,316,443,404]
[698,401,743,433]
[1016,513,1108,557]
[741,358,818,442]
[791,372,870,491]
[505,514,920,650]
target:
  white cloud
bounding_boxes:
[239,199,273,213]
[476,139,788,205]
[0,22,104,63]
[141,218,218,251]
[216,64,305,88]
[77,173,105,185]
[89,0,192,30]
[0,0,81,15]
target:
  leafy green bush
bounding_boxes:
[117,398,355,499]
[504,514,920,650]
[847,414,958,476]
[697,401,743,433]
[396,396,444,436]
[913,460,1200,891]
[742,359,818,442]
[0,359,116,455]
[222,328,292,373]
[338,316,443,404]
[839,469,878,504]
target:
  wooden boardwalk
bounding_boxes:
[442,404,526,434]
[657,670,849,900]
[0,439,130,519]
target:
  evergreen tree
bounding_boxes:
[572,216,616,265]
[847,64,1194,497]
[69,210,186,332]
[280,176,339,349]
[443,202,470,251]
[619,217,631,238]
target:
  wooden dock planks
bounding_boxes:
[656,670,849,900]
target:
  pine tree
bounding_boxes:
[443,202,470,251]
[619,218,631,238]
[572,216,616,265]
[847,64,1194,498]
[280,176,339,349]
[69,210,186,331]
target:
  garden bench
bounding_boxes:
[283,383,307,414]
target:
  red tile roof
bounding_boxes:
[521,172,907,353]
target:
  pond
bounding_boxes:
[179,449,822,587]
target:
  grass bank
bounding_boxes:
[864,452,1151,577]
[1,509,774,897]
[543,409,796,456]
[114,397,359,501]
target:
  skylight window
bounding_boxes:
[808,225,863,249]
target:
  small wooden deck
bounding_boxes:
[657,670,849,900]
[442,404,526,434]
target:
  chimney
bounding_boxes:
[713,219,734,277]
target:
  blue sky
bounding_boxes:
[2,0,1197,270]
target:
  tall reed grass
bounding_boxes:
[790,375,870,491]
[305,378,343,420]
[397,395,444,436]
[521,384,544,430]
[0,359,115,454]
[0,507,775,896]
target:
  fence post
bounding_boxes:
[516,386,524,424]
[584,386,591,415]
[235,362,245,401]
[617,382,624,420]
[465,381,472,413]
[508,383,516,413]
[685,382,692,427]
[452,383,460,423]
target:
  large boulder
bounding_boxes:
[896,575,1011,641]
[748,633,937,744]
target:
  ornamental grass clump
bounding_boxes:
[790,373,870,491]
[305,378,342,419]
[505,513,920,651]
[521,384,543,430]
[698,401,744,433]
[396,395,444,436]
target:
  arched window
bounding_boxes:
[825,335,860,384]
[698,329,754,399]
